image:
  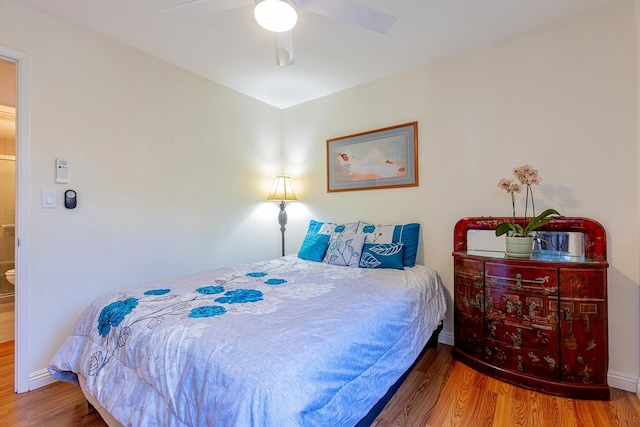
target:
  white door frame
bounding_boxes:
[0,46,30,393]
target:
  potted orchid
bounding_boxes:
[495,165,561,257]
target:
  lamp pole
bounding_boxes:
[277,201,288,257]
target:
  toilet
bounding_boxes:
[5,268,14,286]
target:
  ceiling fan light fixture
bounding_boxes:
[254,0,298,33]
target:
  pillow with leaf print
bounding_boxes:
[359,242,405,270]
[357,222,420,267]
[323,233,365,267]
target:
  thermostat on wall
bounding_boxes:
[55,158,69,184]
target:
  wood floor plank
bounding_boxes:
[1,340,639,426]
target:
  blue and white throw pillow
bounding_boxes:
[303,219,359,238]
[357,222,420,267]
[323,233,365,267]
[359,242,405,270]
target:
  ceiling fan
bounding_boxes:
[159,0,397,66]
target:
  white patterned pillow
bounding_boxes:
[302,220,359,240]
[316,221,359,237]
[323,233,365,267]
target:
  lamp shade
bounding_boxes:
[254,0,298,33]
[267,175,297,201]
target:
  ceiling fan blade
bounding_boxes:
[158,0,251,22]
[297,0,396,34]
[275,31,295,66]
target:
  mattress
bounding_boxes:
[49,255,447,426]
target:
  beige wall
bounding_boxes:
[284,1,639,390]
[0,0,284,384]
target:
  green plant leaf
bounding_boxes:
[495,222,523,237]
[523,209,562,235]
[495,209,561,237]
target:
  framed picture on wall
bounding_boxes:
[326,122,418,192]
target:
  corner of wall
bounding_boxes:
[636,0,640,400]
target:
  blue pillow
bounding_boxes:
[359,243,405,270]
[357,222,420,267]
[305,219,325,235]
[297,233,330,262]
[323,234,365,267]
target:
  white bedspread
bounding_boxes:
[49,256,447,426]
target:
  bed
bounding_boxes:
[49,221,447,426]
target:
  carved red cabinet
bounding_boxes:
[453,217,609,400]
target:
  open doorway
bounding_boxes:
[0,47,29,393]
[0,59,15,345]
[0,59,16,393]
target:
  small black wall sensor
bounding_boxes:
[64,189,77,209]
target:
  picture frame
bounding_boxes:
[326,122,418,192]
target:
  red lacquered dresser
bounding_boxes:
[452,217,609,400]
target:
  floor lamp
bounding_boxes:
[267,175,297,257]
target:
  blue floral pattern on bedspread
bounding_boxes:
[91,272,281,377]
[97,298,138,337]
[189,305,227,318]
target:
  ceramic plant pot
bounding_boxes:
[505,235,534,258]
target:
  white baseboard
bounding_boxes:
[607,370,637,393]
[438,330,454,346]
[29,368,55,390]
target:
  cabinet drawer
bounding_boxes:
[454,258,483,289]
[558,266,607,387]
[485,308,559,353]
[485,338,560,382]
[454,312,484,360]
[454,283,484,318]
[560,319,608,386]
[486,263,558,295]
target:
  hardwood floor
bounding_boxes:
[0,341,106,426]
[0,301,15,344]
[374,344,640,426]
[0,340,639,426]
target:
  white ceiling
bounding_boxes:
[14,0,624,109]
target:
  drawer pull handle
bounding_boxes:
[486,273,549,289]
[516,300,523,317]
[511,328,523,348]
[583,314,592,333]
[564,307,572,323]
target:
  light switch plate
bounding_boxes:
[41,190,57,208]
